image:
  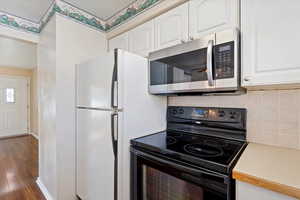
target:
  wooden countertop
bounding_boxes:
[233,143,300,199]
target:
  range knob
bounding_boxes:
[172,109,178,115]
[218,110,226,118]
[179,108,184,114]
[229,111,237,119]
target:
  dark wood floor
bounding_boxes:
[0,135,45,200]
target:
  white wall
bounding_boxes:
[0,25,39,43]
[38,14,107,200]
[31,67,39,136]
[37,15,57,199]
[55,15,107,200]
[0,36,37,68]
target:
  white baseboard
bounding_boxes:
[30,132,39,140]
[36,177,54,200]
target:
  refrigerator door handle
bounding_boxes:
[111,50,118,108]
[110,112,118,200]
[111,112,118,157]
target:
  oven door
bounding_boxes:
[131,148,233,200]
[149,34,216,94]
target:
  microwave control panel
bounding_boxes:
[214,41,235,79]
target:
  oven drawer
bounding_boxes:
[131,147,234,200]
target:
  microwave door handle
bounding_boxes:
[207,40,214,87]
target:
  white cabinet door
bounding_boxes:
[189,0,239,39]
[128,20,154,57]
[236,181,297,200]
[108,32,129,52]
[154,2,189,50]
[0,76,28,137]
[242,0,300,87]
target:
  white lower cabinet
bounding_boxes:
[236,181,297,200]
[108,32,129,52]
[128,20,154,57]
[241,0,300,87]
[154,2,189,50]
[189,0,239,39]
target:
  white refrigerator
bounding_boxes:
[76,49,167,200]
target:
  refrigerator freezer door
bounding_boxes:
[76,108,115,200]
[76,52,115,109]
[116,49,167,200]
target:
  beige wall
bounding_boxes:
[0,66,38,137]
[0,66,32,77]
[169,89,300,150]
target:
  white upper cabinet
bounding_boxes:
[108,32,129,52]
[154,2,189,50]
[241,0,300,87]
[189,0,239,39]
[128,20,154,57]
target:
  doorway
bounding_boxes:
[0,75,29,138]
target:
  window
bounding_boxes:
[6,88,15,103]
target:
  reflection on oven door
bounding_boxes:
[143,166,204,200]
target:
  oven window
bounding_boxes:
[140,164,227,200]
[143,166,204,200]
[150,48,208,85]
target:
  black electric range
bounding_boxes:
[130,106,247,200]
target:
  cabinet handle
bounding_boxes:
[244,77,251,82]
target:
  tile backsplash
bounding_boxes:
[168,89,300,150]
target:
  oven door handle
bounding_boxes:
[207,39,214,87]
[133,148,226,179]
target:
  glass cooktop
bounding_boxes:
[131,130,246,174]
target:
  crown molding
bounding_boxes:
[105,0,161,31]
[107,0,187,39]
[0,0,163,36]
[0,11,40,34]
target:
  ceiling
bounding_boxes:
[65,0,135,20]
[1,0,136,23]
[1,0,53,23]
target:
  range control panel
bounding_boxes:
[168,106,246,123]
[167,106,247,140]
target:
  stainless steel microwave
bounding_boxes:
[148,29,240,95]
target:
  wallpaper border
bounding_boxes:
[0,0,162,34]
